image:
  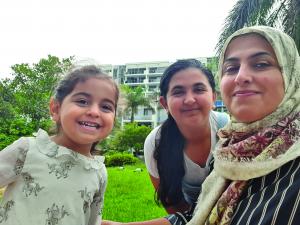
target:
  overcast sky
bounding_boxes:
[0,0,237,79]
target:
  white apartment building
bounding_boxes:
[101,57,215,128]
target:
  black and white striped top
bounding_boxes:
[230,156,300,225]
[166,157,300,225]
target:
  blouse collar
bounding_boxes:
[34,129,105,171]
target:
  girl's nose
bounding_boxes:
[234,65,253,85]
[87,104,100,117]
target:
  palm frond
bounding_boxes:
[282,0,300,52]
[216,0,259,54]
[215,0,277,55]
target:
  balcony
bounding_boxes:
[125,73,145,77]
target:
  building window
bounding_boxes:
[149,67,166,73]
[149,77,160,83]
[127,68,146,74]
[126,77,137,83]
[148,85,158,92]
[144,108,153,115]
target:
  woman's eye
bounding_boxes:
[75,99,89,106]
[194,87,206,93]
[171,89,184,96]
[223,65,239,75]
[254,62,270,69]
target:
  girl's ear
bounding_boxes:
[159,96,168,112]
[49,98,61,122]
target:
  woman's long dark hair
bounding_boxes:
[154,59,215,207]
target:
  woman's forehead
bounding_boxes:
[224,33,276,59]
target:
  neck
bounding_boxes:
[50,135,93,158]
[179,121,211,143]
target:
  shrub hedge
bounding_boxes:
[104,153,139,167]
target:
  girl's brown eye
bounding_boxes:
[101,104,114,113]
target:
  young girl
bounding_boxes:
[0,65,119,225]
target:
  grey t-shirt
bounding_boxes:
[144,111,229,204]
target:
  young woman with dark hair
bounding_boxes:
[103,59,229,225]
[145,59,229,217]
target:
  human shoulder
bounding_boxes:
[144,125,162,178]
[144,126,161,152]
[144,125,161,146]
[210,111,230,129]
[1,136,30,154]
[0,136,31,186]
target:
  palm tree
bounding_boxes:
[216,0,300,54]
[120,85,152,123]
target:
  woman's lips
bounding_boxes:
[233,90,259,97]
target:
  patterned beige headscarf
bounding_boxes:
[188,26,300,225]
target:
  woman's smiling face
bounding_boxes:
[160,67,215,129]
[220,34,284,123]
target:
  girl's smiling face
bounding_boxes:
[50,77,116,155]
[220,34,284,123]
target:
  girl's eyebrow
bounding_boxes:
[71,92,91,98]
[72,92,116,106]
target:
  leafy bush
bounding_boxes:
[101,123,151,155]
[105,153,139,167]
[0,117,52,150]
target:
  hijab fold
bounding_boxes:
[187,26,300,225]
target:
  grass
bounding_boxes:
[103,162,166,222]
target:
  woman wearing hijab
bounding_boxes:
[188,25,300,225]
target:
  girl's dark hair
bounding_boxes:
[154,59,215,207]
[53,65,119,154]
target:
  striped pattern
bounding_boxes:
[231,157,300,225]
[166,210,193,225]
[167,157,300,225]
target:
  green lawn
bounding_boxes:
[103,162,166,222]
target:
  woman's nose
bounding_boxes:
[183,91,196,104]
[234,65,253,85]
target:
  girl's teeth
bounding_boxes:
[79,121,99,128]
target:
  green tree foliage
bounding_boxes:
[10,55,73,129]
[216,0,300,54]
[121,85,152,122]
[0,55,73,150]
[206,57,220,95]
[101,123,152,155]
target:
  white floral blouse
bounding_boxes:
[0,129,107,225]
